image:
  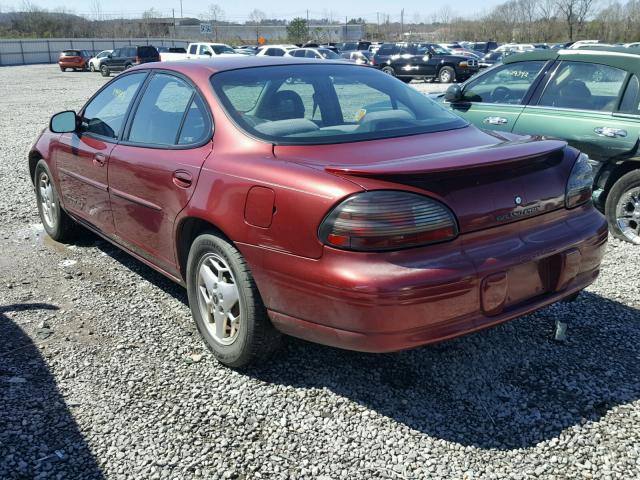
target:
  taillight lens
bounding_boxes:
[319,191,458,251]
[135,56,141,63]
[565,153,593,208]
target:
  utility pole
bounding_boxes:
[306,9,310,41]
[377,12,380,39]
[180,0,183,18]
[172,8,176,37]
[400,9,404,40]
[345,16,348,42]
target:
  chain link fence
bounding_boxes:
[0,38,189,66]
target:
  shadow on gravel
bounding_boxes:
[0,303,104,479]
[79,235,640,451]
[245,292,640,451]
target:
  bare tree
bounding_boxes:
[556,0,598,40]
[247,9,266,43]
[206,4,224,41]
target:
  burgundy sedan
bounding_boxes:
[30,57,607,368]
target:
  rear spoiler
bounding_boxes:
[325,138,567,176]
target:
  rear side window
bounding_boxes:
[618,75,639,114]
[82,72,146,139]
[463,61,546,104]
[138,46,157,57]
[189,44,197,54]
[128,73,209,146]
[376,45,396,56]
[538,61,626,112]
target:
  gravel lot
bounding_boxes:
[1,64,639,480]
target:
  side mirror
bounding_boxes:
[204,50,212,56]
[107,53,113,58]
[50,110,78,133]
[444,84,464,103]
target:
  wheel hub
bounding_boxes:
[196,253,242,345]
[39,172,57,228]
[616,186,640,244]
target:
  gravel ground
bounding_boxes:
[1,64,639,480]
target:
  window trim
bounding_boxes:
[78,70,150,143]
[119,70,214,150]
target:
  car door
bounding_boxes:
[445,60,549,132]
[513,61,638,161]
[107,72,213,273]
[55,72,147,234]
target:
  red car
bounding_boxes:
[58,49,92,72]
[30,57,607,368]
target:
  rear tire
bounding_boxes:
[438,66,455,83]
[605,169,640,244]
[100,65,110,77]
[59,67,66,72]
[186,232,282,368]
[382,66,396,77]
[34,160,79,243]
[400,77,413,83]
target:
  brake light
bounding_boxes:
[319,191,458,251]
[565,153,593,208]
[135,56,141,63]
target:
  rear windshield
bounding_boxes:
[61,50,81,56]
[138,46,158,57]
[211,64,466,145]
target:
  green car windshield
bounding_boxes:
[211,64,467,145]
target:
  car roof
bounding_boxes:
[130,56,349,75]
[502,47,640,73]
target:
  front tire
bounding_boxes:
[186,232,282,368]
[605,170,640,244]
[100,65,110,77]
[438,66,455,83]
[34,160,78,243]
[89,63,95,72]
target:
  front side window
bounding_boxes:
[538,61,627,111]
[211,64,466,145]
[305,50,321,59]
[198,45,210,55]
[463,61,546,104]
[82,72,146,139]
[128,73,195,145]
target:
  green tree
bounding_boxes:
[287,17,308,43]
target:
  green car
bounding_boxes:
[439,47,640,244]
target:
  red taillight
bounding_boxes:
[319,191,458,251]
[565,153,593,208]
[135,56,141,63]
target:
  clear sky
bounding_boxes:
[22,0,497,24]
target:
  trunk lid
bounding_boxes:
[274,128,573,233]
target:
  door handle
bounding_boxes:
[483,116,508,125]
[93,153,106,167]
[172,170,193,188]
[594,127,627,138]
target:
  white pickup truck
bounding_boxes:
[185,43,238,59]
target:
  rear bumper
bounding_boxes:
[58,60,85,68]
[238,205,607,352]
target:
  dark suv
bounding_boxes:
[373,43,479,83]
[100,46,160,77]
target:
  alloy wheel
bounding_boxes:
[38,171,57,229]
[616,186,640,244]
[196,253,242,345]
